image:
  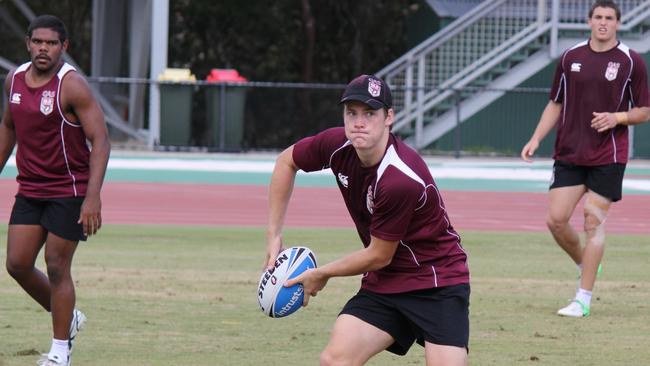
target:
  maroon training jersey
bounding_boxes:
[293,127,469,294]
[9,62,90,198]
[550,40,650,165]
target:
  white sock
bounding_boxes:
[576,288,592,308]
[48,338,69,363]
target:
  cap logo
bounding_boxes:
[368,78,381,97]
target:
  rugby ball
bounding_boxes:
[258,246,318,318]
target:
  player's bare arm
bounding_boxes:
[521,100,562,162]
[266,145,299,270]
[0,71,17,172]
[286,235,399,306]
[591,106,650,133]
[61,72,110,236]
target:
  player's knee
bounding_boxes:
[583,211,599,231]
[6,257,33,279]
[44,255,69,284]
[583,221,605,246]
[583,205,607,246]
[546,214,569,234]
[319,350,333,366]
[319,348,347,366]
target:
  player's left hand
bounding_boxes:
[78,195,102,236]
[284,268,328,307]
[591,112,617,133]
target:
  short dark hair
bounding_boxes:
[589,0,621,21]
[27,15,68,42]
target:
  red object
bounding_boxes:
[205,69,247,82]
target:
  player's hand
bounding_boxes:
[284,268,328,307]
[591,112,617,133]
[78,195,102,236]
[264,235,285,271]
[521,140,539,162]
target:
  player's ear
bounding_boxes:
[385,108,394,129]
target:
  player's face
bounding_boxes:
[26,28,68,73]
[588,6,619,44]
[343,101,393,152]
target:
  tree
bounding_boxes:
[0,0,93,71]
[1,0,422,149]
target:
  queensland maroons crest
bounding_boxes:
[40,90,55,115]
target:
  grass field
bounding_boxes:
[0,225,648,365]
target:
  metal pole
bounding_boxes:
[415,56,425,150]
[550,0,560,58]
[0,56,15,72]
[404,63,413,116]
[148,0,169,148]
[9,0,36,20]
[537,0,547,26]
[454,89,461,159]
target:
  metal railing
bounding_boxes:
[378,0,650,150]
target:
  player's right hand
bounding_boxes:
[520,140,538,162]
[264,235,285,271]
[284,268,328,307]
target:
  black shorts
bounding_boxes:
[9,195,87,242]
[550,161,626,202]
[339,284,470,355]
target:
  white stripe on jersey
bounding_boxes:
[8,62,31,102]
[56,62,81,196]
[376,145,425,187]
[57,63,76,79]
[327,140,351,170]
[399,241,420,265]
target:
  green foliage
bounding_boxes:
[169,0,417,82]
[1,225,649,365]
[1,0,419,82]
[166,0,421,148]
[0,0,93,70]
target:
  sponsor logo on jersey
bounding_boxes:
[570,63,582,72]
[11,93,21,104]
[337,173,349,188]
[40,90,56,115]
[366,185,374,214]
[368,78,381,97]
[605,62,620,81]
